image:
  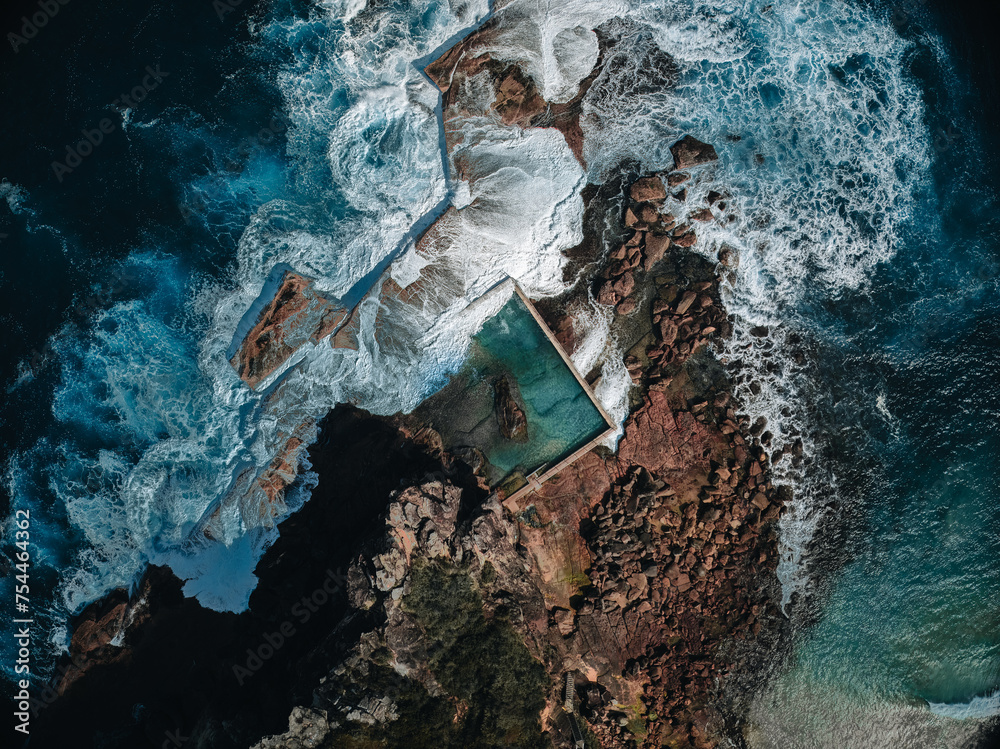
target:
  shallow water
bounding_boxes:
[425,292,610,485]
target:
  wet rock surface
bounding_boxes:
[495,375,529,441]
[504,161,787,748]
[593,141,723,322]
[230,271,347,389]
[27,408,460,749]
[669,136,719,171]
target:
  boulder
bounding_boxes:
[670,135,719,170]
[553,608,576,637]
[494,376,528,441]
[630,176,667,204]
[643,233,671,271]
[597,280,619,306]
[638,203,660,224]
[617,296,638,316]
[672,231,697,248]
[659,319,678,346]
[675,290,698,315]
[612,271,636,298]
[230,271,348,389]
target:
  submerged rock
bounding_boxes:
[494,376,528,441]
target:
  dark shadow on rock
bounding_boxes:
[30,405,451,749]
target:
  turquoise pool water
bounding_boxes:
[420,293,610,485]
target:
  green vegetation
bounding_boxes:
[319,661,461,749]
[322,559,550,748]
[622,696,649,742]
[404,559,550,749]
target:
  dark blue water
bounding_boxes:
[742,1,1000,742]
[0,0,287,685]
[0,0,492,694]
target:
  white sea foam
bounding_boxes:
[110,0,608,608]
[12,0,934,674]
[481,0,626,104]
[564,297,629,445]
[10,0,493,615]
[929,690,1000,720]
[746,683,988,749]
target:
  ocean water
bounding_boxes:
[0,0,998,745]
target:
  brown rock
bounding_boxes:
[638,203,660,224]
[230,271,349,389]
[613,271,636,298]
[494,376,528,441]
[643,233,671,272]
[618,390,717,477]
[675,290,698,315]
[691,208,714,222]
[630,176,667,204]
[659,319,678,346]
[670,135,719,170]
[332,306,361,350]
[667,171,689,187]
[597,280,618,306]
[672,231,697,248]
[617,296,638,316]
[553,608,576,637]
[256,435,306,506]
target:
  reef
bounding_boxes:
[495,375,529,441]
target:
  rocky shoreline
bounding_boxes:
[243,154,791,749]
[24,19,793,749]
[29,162,790,749]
